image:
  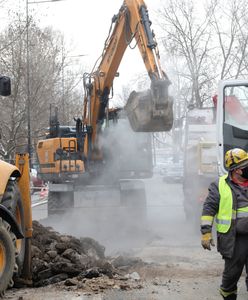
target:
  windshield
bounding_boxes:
[224,85,248,130]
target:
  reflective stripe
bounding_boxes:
[237,212,248,218]
[220,288,237,297]
[201,216,214,221]
[216,219,231,225]
[216,210,236,223]
[201,215,214,226]
[201,220,212,226]
[237,206,248,218]
[237,206,248,212]
[216,214,236,223]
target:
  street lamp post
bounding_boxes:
[25,0,66,167]
[26,0,32,167]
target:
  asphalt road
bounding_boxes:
[31,174,193,255]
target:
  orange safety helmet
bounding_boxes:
[225,148,248,170]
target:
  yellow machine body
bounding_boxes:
[0,153,32,292]
[0,76,32,292]
[15,154,32,240]
[37,137,85,178]
[0,160,20,198]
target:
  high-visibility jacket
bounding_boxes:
[201,175,248,258]
[216,174,234,233]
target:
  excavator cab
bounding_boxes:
[125,78,173,132]
[217,80,248,175]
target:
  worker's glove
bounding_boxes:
[201,232,215,250]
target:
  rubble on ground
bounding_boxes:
[29,221,145,293]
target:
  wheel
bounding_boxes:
[0,218,17,297]
[48,191,74,216]
[1,181,25,275]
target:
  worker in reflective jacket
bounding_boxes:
[201,148,248,300]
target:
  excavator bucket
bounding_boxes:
[125,79,173,132]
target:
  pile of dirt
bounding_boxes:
[30,221,145,291]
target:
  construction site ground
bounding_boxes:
[5,174,248,300]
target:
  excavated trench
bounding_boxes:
[23,221,146,293]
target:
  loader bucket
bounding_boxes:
[125,79,173,132]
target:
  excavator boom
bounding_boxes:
[83,0,173,149]
[124,0,173,132]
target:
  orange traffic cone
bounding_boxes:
[40,186,48,198]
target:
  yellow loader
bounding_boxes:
[0,76,32,296]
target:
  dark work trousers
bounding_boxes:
[221,234,248,297]
[246,260,248,291]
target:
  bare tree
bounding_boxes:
[0,16,83,161]
[158,0,215,108]
[211,0,248,80]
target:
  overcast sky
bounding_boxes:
[26,0,163,91]
[32,1,162,49]
[1,0,164,97]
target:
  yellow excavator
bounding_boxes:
[0,76,32,296]
[36,0,173,215]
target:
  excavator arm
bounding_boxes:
[83,0,173,158]
[36,0,173,180]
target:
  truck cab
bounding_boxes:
[216,80,248,174]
